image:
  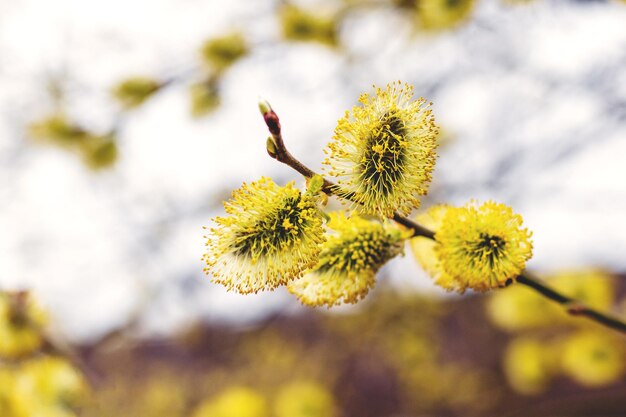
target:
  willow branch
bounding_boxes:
[260,103,626,335]
[517,273,626,334]
[261,103,435,239]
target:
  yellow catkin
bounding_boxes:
[424,201,532,293]
[288,213,408,307]
[203,177,325,294]
[324,81,438,218]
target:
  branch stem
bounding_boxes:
[260,105,626,335]
[517,273,626,334]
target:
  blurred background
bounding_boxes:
[1,0,625,416]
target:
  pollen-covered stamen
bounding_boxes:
[317,228,394,274]
[232,194,306,259]
[472,233,506,267]
[323,81,438,218]
[359,114,407,197]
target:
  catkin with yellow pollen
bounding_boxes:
[203,177,325,294]
[434,201,533,292]
[323,81,438,218]
[288,213,408,307]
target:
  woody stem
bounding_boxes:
[260,105,626,335]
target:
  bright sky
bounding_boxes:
[1,0,626,341]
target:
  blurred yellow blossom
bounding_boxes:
[0,292,47,359]
[1,356,85,417]
[561,331,625,387]
[486,285,555,330]
[279,5,339,46]
[28,114,88,147]
[193,386,268,417]
[28,115,118,170]
[200,32,248,72]
[190,79,221,117]
[487,269,616,330]
[417,0,475,31]
[111,77,162,109]
[79,135,119,170]
[15,356,87,406]
[274,381,337,417]
[549,269,615,312]
[503,337,555,395]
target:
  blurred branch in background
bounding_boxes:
[23,0,480,170]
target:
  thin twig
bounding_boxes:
[517,273,626,334]
[260,104,626,335]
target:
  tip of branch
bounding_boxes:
[258,98,272,115]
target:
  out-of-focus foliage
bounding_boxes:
[200,32,249,73]
[561,331,625,387]
[0,356,86,417]
[417,0,475,31]
[79,134,119,170]
[316,292,498,415]
[112,77,163,109]
[550,270,615,311]
[4,285,623,417]
[487,282,555,330]
[503,331,626,395]
[192,387,268,417]
[0,292,87,417]
[488,269,626,394]
[0,292,47,359]
[24,0,479,163]
[76,290,506,417]
[503,337,556,395]
[28,114,118,170]
[487,269,616,331]
[28,114,88,147]
[274,381,337,417]
[279,4,339,47]
[189,78,221,117]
